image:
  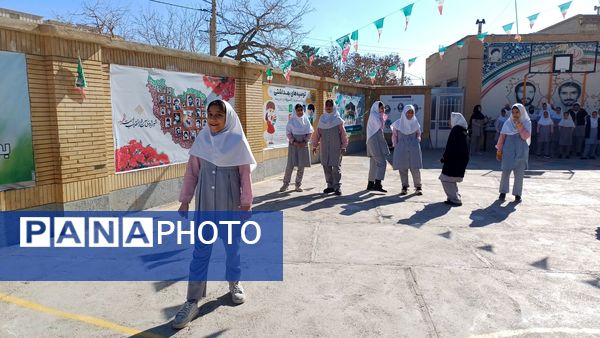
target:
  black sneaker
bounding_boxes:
[400,187,408,196]
[498,193,506,201]
[415,187,423,196]
[444,200,462,207]
[334,189,342,196]
[514,195,522,203]
[323,188,335,194]
[366,181,375,191]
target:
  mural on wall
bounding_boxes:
[379,95,425,133]
[335,92,366,135]
[110,65,235,173]
[262,85,316,148]
[481,41,600,118]
[0,51,36,191]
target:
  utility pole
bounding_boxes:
[514,0,520,34]
[210,0,216,56]
[400,63,405,86]
[475,19,486,34]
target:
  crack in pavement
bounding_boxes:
[405,267,440,338]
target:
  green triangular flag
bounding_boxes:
[558,1,572,18]
[477,32,488,42]
[280,60,292,82]
[388,64,398,72]
[75,56,87,98]
[527,13,539,28]
[502,22,514,34]
[457,40,465,48]
[354,76,361,83]
[401,3,414,31]
[351,30,359,51]
[373,18,385,41]
[336,35,351,62]
[408,57,417,67]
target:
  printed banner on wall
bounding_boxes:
[110,65,235,173]
[262,85,316,148]
[379,95,425,133]
[335,92,366,135]
[482,42,600,118]
[0,51,36,191]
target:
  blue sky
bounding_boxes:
[2,0,598,82]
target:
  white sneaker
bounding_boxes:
[229,281,246,304]
[172,300,199,329]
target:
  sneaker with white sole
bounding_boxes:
[279,184,289,192]
[295,186,303,192]
[229,281,246,304]
[172,300,199,329]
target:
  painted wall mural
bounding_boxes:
[481,41,600,118]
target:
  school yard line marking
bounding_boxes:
[469,327,600,338]
[0,292,162,338]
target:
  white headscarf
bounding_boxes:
[367,101,386,141]
[558,113,575,128]
[286,109,313,135]
[317,103,344,129]
[450,112,468,129]
[391,104,421,135]
[189,100,257,171]
[501,103,532,145]
[590,114,599,129]
[538,111,554,126]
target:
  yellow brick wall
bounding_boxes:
[0,19,431,210]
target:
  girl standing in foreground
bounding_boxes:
[280,104,313,192]
[536,110,554,158]
[392,105,423,196]
[366,101,390,192]
[312,99,348,196]
[174,100,256,329]
[439,112,470,206]
[496,103,531,203]
[558,112,575,159]
[581,111,599,159]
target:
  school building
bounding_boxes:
[0,11,434,212]
[426,14,600,148]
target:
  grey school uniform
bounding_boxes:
[320,126,343,189]
[536,124,552,156]
[283,133,311,187]
[583,127,599,158]
[393,132,423,188]
[499,134,529,196]
[187,159,242,300]
[367,129,390,181]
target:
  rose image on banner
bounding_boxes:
[110,65,235,173]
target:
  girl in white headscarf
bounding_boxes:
[536,110,554,158]
[582,111,600,159]
[495,103,531,202]
[311,99,348,196]
[391,104,423,196]
[439,112,470,206]
[366,101,391,192]
[174,99,256,329]
[558,110,575,158]
[280,104,314,192]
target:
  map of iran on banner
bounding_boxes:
[110,65,235,173]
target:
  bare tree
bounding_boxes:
[133,6,209,53]
[56,0,132,38]
[216,0,312,64]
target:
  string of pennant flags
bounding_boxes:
[266,0,578,83]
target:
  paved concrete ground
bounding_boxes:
[1,149,600,338]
